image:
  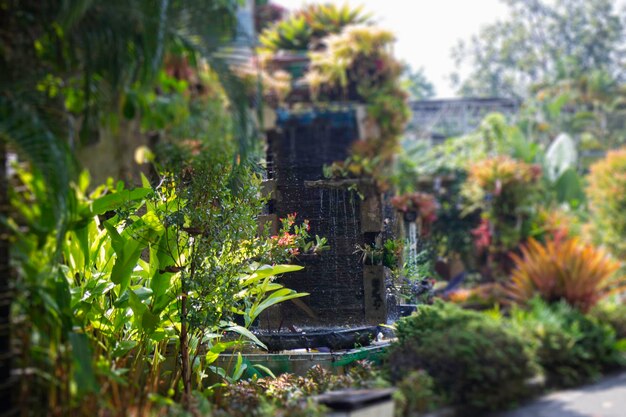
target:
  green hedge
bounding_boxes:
[386,299,626,413]
[511,299,624,387]
[386,302,536,411]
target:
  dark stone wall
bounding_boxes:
[263,108,387,329]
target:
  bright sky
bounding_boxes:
[273,0,626,98]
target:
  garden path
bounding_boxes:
[493,371,626,417]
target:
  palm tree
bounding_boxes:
[0,1,255,413]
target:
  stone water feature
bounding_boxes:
[256,106,395,350]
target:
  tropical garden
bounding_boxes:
[1,0,626,416]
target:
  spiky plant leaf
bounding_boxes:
[508,237,625,312]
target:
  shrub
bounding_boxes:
[508,237,625,312]
[590,301,626,340]
[259,4,371,52]
[587,147,626,257]
[393,370,440,417]
[446,283,507,308]
[387,302,536,411]
[462,155,543,252]
[511,299,624,388]
[213,362,384,417]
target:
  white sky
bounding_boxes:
[273,0,626,98]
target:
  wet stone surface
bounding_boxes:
[263,109,388,329]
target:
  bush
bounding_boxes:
[393,370,440,417]
[590,301,626,339]
[462,155,543,253]
[387,302,536,411]
[508,237,624,312]
[213,362,385,417]
[587,147,626,257]
[259,4,371,52]
[511,299,624,388]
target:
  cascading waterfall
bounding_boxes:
[407,221,418,269]
[350,195,358,241]
[261,108,389,335]
[319,189,325,223]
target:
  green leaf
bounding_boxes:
[110,216,163,292]
[133,287,153,301]
[103,220,124,254]
[141,310,160,334]
[242,264,303,286]
[231,353,246,381]
[113,290,130,308]
[205,341,239,365]
[88,188,151,216]
[252,364,276,378]
[69,332,99,394]
[110,239,145,292]
[555,168,585,205]
[140,172,151,188]
[73,226,91,269]
[226,325,267,350]
[250,289,309,320]
[128,290,148,332]
[208,366,227,379]
[112,340,138,358]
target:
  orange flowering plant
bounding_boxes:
[268,213,329,262]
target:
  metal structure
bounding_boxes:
[408,97,520,144]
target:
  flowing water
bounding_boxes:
[407,221,418,269]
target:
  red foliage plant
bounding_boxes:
[507,237,625,312]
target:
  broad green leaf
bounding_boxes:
[128,290,148,332]
[555,168,585,205]
[141,310,160,334]
[110,217,163,292]
[242,264,303,286]
[250,289,309,320]
[133,287,154,301]
[142,211,164,234]
[73,226,90,269]
[208,366,227,379]
[112,340,138,358]
[111,240,145,291]
[140,172,151,188]
[205,341,239,365]
[69,332,99,394]
[226,325,267,350]
[102,220,124,255]
[231,353,246,381]
[87,187,151,216]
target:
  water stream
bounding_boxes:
[407,221,418,269]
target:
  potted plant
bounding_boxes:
[258,4,372,80]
